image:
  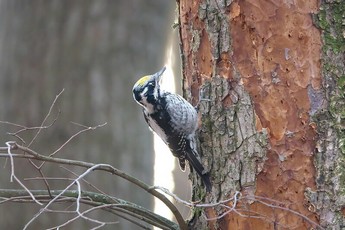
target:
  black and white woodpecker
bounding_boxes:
[132,67,212,192]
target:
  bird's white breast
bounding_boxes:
[144,110,168,144]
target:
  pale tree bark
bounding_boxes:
[0,1,174,229]
[178,0,345,229]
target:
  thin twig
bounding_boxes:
[23,164,114,229]
[152,186,323,229]
[0,189,176,230]
[46,204,119,230]
[36,122,107,170]
[36,169,52,197]
[27,89,65,147]
[1,143,323,230]
[5,142,43,206]
[49,122,107,157]
[0,111,60,137]
[24,177,75,182]
[74,180,110,227]
[153,186,240,208]
[60,166,109,200]
[206,191,240,221]
[243,195,323,229]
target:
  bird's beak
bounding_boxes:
[153,66,166,82]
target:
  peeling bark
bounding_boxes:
[229,0,321,229]
[176,0,335,229]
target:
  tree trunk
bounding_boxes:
[178,0,345,229]
[0,1,174,229]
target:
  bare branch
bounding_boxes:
[0,189,177,230]
[60,165,109,200]
[46,204,119,230]
[23,163,122,229]
[1,142,323,229]
[4,142,186,230]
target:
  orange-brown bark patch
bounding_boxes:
[205,208,218,230]
[197,30,213,81]
[218,52,232,80]
[179,0,213,103]
[228,0,321,228]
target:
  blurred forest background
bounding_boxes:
[0,1,180,229]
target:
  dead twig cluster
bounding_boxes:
[0,90,183,229]
[0,89,324,230]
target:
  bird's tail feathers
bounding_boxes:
[185,149,212,192]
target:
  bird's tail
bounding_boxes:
[185,149,212,192]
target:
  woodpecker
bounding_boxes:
[132,67,211,192]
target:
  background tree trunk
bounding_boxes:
[178,0,345,229]
[0,1,174,229]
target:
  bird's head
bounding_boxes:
[132,67,166,108]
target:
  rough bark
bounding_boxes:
[175,0,343,229]
[308,1,345,228]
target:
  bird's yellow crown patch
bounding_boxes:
[136,75,150,87]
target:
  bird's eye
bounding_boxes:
[148,82,155,87]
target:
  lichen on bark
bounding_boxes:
[306,1,345,228]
